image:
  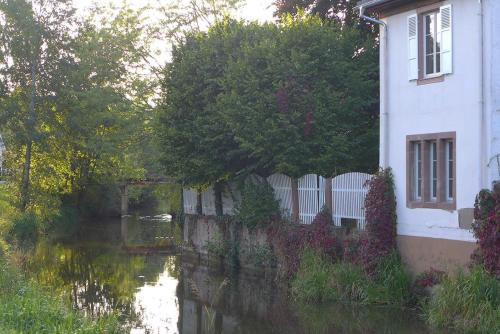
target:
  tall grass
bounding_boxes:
[425,267,500,333]
[0,258,124,334]
[291,248,413,306]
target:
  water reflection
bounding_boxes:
[27,215,437,334]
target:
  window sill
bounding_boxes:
[417,75,444,86]
[407,200,456,211]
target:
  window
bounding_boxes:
[423,12,440,76]
[406,132,456,210]
[445,140,454,201]
[407,4,452,82]
[429,141,437,200]
[412,142,422,200]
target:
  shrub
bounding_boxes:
[241,243,275,267]
[414,268,447,289]
[425,267,500,333]
[236,178,280,229]
[47,205,80,238]
[291,248,337,303]
[361,168,397,275]
[329,262,369,303]
[368,250,413,306]
[472,183,500,277]
[7,212,39,246]
[343,234,363,264]
[268,219,308,278]
[308,207,340,260]
[268,209,340,279]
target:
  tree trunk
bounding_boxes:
[20,58,37,211]
[291,177,299,222]
[20,140,32,211]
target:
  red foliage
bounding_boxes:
[361,168,397,275]
[343,235,364,265]
[472,183,500,278]
[414,267,447,288]
[267,209,339,279]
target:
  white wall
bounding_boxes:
[383,0,485,242]
[484,0,500,185]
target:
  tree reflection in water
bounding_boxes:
[25,215,437,334]
[27,216,181,332]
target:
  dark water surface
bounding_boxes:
[27,213,436,334]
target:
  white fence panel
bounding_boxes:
[331,172,372,229]
[202,187,216,216]
[267,174,292,215]
[183,188,198,214]
[298,174,325,224]
[222,182,240,215]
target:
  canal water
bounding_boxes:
[27,212,437,334]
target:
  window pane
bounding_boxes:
[426,35,434,55]
[447,141,454,200]
[413,142,422,200]
[436,52,441,73]
[425,15,433,35]
[426,55,434,75]
[430,142,437,199]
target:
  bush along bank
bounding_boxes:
[421,181,499,334]
[278,170,498,333]
[183,171,499,333]
[281,169,412,307]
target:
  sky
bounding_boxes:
[73,0,276,67]
[74,0,276,23]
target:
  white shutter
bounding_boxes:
[440,4,452,74]
[407,14,418,80]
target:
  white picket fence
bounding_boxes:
[183,172,372,229]
[267,174,292,214]
[332,172,372,229]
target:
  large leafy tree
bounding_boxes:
[0,0,77,210]
[158,16,378,189]
[0,1,157,214]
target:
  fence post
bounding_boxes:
[325,177,332,213]
[291,177,299,222]
[196,190,203,215]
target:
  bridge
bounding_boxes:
[120,177,174,217]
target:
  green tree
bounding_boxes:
[0,0,77,210]
[158,17,378,189]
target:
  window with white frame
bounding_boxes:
[407,4,452,81]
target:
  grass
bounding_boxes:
[0,257,124,334]
[425,267,500,334]
[291,248,413,306]
[0,184,124,333]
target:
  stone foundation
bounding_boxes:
[397,235,477,275]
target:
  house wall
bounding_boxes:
[383,0,483,244]
[484,0,500,185]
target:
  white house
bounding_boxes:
[358,0,500,273]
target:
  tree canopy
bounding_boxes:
[0,0,157,213]
[158,16,379,188]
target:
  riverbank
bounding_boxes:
[0,257,123,334]
[0,183,125,333]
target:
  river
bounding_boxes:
[26,211,438,334]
